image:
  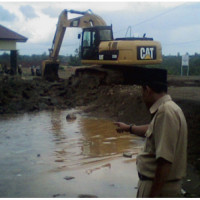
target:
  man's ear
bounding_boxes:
[146,85,152,95]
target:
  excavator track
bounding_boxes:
[68,65,151,88]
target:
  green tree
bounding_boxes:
[68,48,81,66]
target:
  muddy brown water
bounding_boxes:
[0,109,143,198]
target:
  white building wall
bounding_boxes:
[0,40,16,50]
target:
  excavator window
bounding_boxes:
[81,26,113,60]
[82,31,91,47]
[99,30,112,41]
[82,29,99,60]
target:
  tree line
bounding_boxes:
[0,52,200,75]
[0,52,81,69]
[150,53,200,75]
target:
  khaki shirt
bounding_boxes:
[137,95,188,180]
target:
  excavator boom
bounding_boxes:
[49,9,106,60]
[42,9,107,80]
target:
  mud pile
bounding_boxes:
[0,73,148,122]
[0,76,64,113]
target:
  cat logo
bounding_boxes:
[137,46,156,60]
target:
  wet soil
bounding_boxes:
[0,69,200,196]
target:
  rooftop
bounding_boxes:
[0,24,28,42]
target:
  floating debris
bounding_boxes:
[55,159,64,162]
[66,113,77,121]
[78,194,98,198]
[16,174,22,177]
[123,152,132,158]
[109,184,115,187]
[52,193,66,198]
[64,176,75,180]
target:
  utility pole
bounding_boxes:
[181,53,189,76]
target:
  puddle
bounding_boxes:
[0,109,143,197]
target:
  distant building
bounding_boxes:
[0,24,28,74]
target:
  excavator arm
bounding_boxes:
[49,9,106,61]
[42,9,107,80]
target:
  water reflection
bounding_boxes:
[50,109,70,143]
[0,110,143,197]
[79,117,140,158]
[86,163,111,175]
[48,112,143,170]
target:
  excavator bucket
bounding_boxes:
[42,60,59,81]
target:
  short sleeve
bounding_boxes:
[153,108,179,163]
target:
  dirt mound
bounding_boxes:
[0,76,68,114]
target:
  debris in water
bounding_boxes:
[123,152,132,158]
[64,176,75,180]
[17,174,22,177]
[66,113,77,121]
[109,184,115,187]
[52,193,66,198]
[78,194,98,198]
[55,159,64,162]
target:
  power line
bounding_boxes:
[114,3,187,35]
[163,39,200,46]
[133,3,187,28]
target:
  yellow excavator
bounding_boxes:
[42,9,162,82]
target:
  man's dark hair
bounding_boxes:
[143,82,168,93]
[141,68,168,93]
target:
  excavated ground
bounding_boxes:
[0,67,200,196]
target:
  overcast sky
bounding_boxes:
[0,1,200,56]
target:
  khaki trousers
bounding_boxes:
[137,180,182,198]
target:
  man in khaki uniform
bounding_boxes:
[114,68,187,197]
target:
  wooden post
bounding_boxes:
[10,50,17,75]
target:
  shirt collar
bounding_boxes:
[149,94,172,114]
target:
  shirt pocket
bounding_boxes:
[144,124,155,153]
[145,115,156,138]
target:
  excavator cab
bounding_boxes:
[81,26,113,60]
